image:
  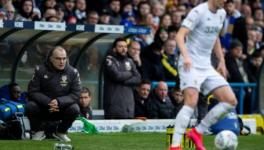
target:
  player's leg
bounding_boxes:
[170,66,202,150]
[170,88,198,150]
[186,69,236,150]
[195,85,237,134]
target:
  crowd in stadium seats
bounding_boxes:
[0,0,264,119]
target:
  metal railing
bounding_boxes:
[152,81,257,114]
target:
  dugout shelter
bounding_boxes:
[0,20,149,110]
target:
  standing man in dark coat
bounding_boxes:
[103,38,141,119]
[26,46,81,142]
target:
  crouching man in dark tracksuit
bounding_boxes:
[26,46,81,142]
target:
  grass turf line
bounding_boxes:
[0,133,263,150]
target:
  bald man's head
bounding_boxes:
[155,81,168,100]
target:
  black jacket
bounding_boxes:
[147,93,174,119]
[225,54,256,83]
[134,92,149,118]
[103,52,141,119]
[28,60,81,109]
[141,45,165,81]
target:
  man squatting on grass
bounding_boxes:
[26,46,81,142]
[169,0,237,150]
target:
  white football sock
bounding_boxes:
[171,105,194,147]
[196,102,234,134]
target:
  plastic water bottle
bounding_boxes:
[54,143,74,150]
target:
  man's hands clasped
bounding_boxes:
[48,99,59,112]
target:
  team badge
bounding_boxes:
[125,61,131,70]
[44,74,48,79]
[60,75,68,87]
[106,59,112,66]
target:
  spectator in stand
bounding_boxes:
[141,42,165,81]
[15,0,40,21]
[153,27,169,46]
[171,11,183,29]
[103,38,141,119]
[79,87,93,120]
[141,28,168,81]
[159,14,172,30]
[250,0,262,11]
[4,2,16,20]
[46,15,60,22]
[85,11,99,25]
[0,0,9,10]
[122,2,133,14]
[225,39,255,113]
[99,8,111,24]
[63,0,76,23]
[249,51,263,80]
[233,0,242,11]
[74,0,86,24]
[140,13,157,44]
[26,46,81,142]
[255,25,264,50]
[161,39,178,81]
[42,8,57,21]
[136,1,151,25]
[120,11,136,26]
[134,80,151,119]
[128,40,142,74]
[247,26,259,55]
[131,0,141,11]
[226,39,256,83]
[259,45,264,58]
[241,3,252,18]
[169,87,183,117]
[253,7,264,28]
[151,1,165,26]
[108,0,121,25]
[55,3,65,22]
[40,0,57,15]
[221,0,241,50]
[0,9,6,20]
[67,15,77,24]
[147,81,174,119]
[221,0,248,54]
[168,25,179,41]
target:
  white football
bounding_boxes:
[214,130,238,150]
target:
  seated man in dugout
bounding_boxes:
[26,46,81,142]
[79,87,93,120]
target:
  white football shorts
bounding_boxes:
[179,66,229,95]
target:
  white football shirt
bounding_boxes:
[179,2,226,69]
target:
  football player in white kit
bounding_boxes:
[169,0,237,150]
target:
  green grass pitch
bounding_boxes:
[0,133,263,150]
